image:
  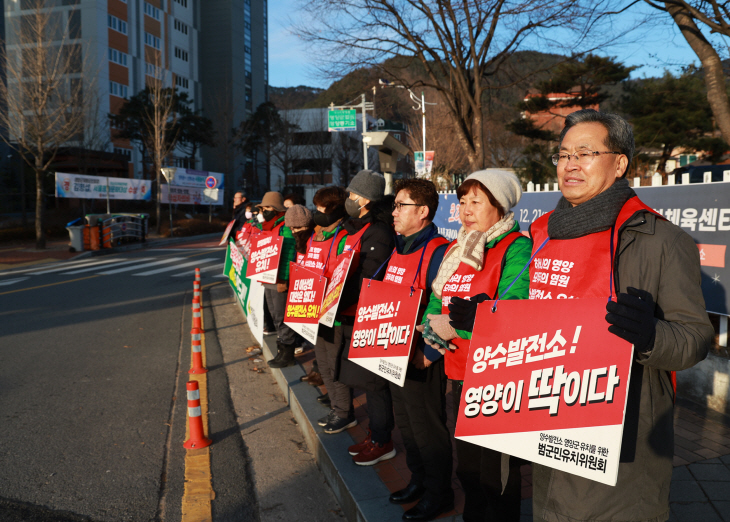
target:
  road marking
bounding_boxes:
[133,258,218,276]
[29,257,124,275]
[0,276,30,286]
[0,256,104,275]
[62,258,151,275]
[99,257,184,275]
[172,263,224,277]
[0,275,100,296]
[182,294,214,521]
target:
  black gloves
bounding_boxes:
[605,287,657,354]
[448,293,490,332]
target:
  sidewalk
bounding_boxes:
[237,309,730,522]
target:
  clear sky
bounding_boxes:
[267,0,713,90]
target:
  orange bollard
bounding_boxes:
[194,267,201,283]
[192,296,204,332]
[193,280,201,299]
[189,327,207,374]
[183,380,211,449]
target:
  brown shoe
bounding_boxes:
[300,370,324,386]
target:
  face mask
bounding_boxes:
[262,209,278,222]
[256,213,265,223]
[345,197,365,218]
[313,208,344,228]
[245,211,253,220]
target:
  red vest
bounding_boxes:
[300,228,348,279]
[529,196,677,396]
[339,223,372,316]
[529,196,657,301]
[385,235,449,307]
[440,232,522,380]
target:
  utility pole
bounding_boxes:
[329,95,374,172]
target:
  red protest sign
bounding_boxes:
[284,263,327,344]
[454,298,633,486]
[319,250,354,327]
[246,232,283,284]
[347,279,422,387]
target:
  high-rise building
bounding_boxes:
[1,0,267,183]
[199,0,268,194]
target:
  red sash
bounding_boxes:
[440,232,522,380]
[300,228,348,279]
[529,196,675,396]
[339,223,372,316]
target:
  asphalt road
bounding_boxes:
[0,244,253,521]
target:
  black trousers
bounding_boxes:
[315,324,353,419]
[263,285,296,346]
[452,380,521,522]
[365,387,394,444]
[389,357,452,501]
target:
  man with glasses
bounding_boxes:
[384,179,453,521]
[529,109,712,522]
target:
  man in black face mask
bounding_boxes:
[254,191,299,367]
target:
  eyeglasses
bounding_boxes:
[551,150,621,166]
[392,202,421,211]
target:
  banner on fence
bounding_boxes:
[55,172,152,201]
[168,168,225,190]
[435,181,730,314]
[347,280,422,387]
[454,298,633,486]
[284,264,327,344]
[319,251,355,327]
[160,184,223,205]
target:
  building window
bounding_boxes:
[108,15,128,35]
[145,62,162,77]
[110,81,129,98]
[173,0,188,7]
[114,148,132,159]
[144,2,161,20]
[175,76,189,89]
[173,19,189,35]
[174,47,189,62]
[144,32,161,50]
[108,48,128,67]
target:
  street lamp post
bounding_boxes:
[379,79,436,153]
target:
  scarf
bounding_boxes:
[547,179,635,240]
[432,212,516,299]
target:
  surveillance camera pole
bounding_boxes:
[329,95,375,171]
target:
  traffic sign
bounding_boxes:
[328,109,357,131]
[205,176,217,189]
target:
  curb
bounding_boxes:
[258,335,464,522]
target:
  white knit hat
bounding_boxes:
[464,169,522,212]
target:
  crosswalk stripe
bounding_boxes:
[132,258,218,276]
[0,276,30,286]
[0,256,109,276]
[171,263,225,277]
[30,257,127,275]
[62,258,152,275]
[100,257,184,275]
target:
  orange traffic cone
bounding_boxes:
[194,267,201,283]
[192,296,204,332]
[193,280,201,299]
[183,380,211,449]
[189,327,207,374]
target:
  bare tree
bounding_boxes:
[334,131,362,186]
[305,110,333,185]
[644,1,730,147]
[296,0,633,172]
[0,1,88,248]
[271,109,302,187]
[143,57,181,235]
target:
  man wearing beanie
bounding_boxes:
[255,191,299,368]
[327,170,397,451]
